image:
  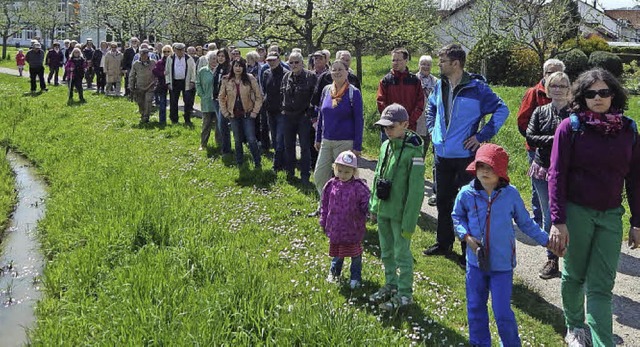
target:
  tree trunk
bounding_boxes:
[2,35,7,60]
[354,43,363,84]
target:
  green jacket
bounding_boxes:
[196,65,215,113]
[370,131,425,233]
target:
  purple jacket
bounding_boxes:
[152,58,168,91]
[549,117,640,226]
[320,177,370,244]
[315,86,364,151]
[45,49,64,68]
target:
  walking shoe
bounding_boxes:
[379,295,413,312]
[565,327,592,347]
[307,208,320,218]
[422,243,452,256]
[369,284,397,303]
[326,273,339,283]
[349,280,361,289]
[427,196,437,206]
[539,259,560,279]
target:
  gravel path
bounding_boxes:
[356,157,640,346]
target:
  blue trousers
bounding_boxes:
[214,100,232,154]
[230,115,261,167]
[267,111,286,170]
[330,255,362,281]
[466,265,521,347]
[527,150,543,225]
[283,114,311,180]
[531,177,555,260]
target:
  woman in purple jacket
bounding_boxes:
[548,68,640,347]
[153,45,172,124]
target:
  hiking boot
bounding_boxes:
[427,196,437,206]
[369,284,397,303]
[379,295,413,312]
[539,259,560,279]
[565,327,592,347]
[422,243,452,256]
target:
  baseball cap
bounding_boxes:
[312,50,324,57]
[334,151,358,169]
[33,43,41,48]
[266,52,279,60]
[375,103,409,127]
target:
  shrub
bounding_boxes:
[467,35,511,84]
[611,46,640,55]
[556,49,589,80]
[504,48,540,86]
[622,60,640,94]
[589,51,623,77]
[560,35,611,57]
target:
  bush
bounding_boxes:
[467,35,511,84]
[589,51,623,77]
[560,35,611,57]
[622,60,640,94]
[556,49,589,80]
[504,48,540,86]
[610,46,640,55]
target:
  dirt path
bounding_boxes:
[356,157,640,346]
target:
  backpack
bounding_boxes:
[321,84,355,107]
[569,113,637,145]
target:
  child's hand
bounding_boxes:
[549,224,569,257]
[464,235,481,253]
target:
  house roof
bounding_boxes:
[605,10,640,29]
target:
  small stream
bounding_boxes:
[0,151,46,346]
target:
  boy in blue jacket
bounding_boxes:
[452,144,560,346]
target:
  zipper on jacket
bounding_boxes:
[442,83,473,157]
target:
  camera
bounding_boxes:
[476,246,490,272]
[375,178,392,200]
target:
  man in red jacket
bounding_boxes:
[376,48,424,140]
[516,58,564,227]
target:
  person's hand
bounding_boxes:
[314,142,321,151]
[549,224,569,257]
[401,231,412,240]
[463,135,481,151]
[351,149,361,157]
[189,82,195,89]
[250,112,258,119]
[629,226,640,249]
[464,234,481,253]
[369,213,377,223]
[167,84,172,91]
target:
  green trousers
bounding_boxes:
[378,217,413,298]
[562,202,623,347]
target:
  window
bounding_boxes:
[25,29,37,40]
[12,31,22,39]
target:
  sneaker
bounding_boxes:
[422,243,453,256]
[379,295,413,311]
[369,284,397,303]
[326,273,339,283]
[427,196,437,206]
[307,208,320,218]
[349,280,361,289]
[565,327,592,347]
[539,259,560,279]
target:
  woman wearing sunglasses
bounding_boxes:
[548,68,640,347]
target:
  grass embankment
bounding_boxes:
[0,149,16,237]
[0,70,569,344]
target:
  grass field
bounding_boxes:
[0,68,572,345]
[0,149,16,237]
[0,54,638,344]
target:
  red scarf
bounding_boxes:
[576,110,624,136]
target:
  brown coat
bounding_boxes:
[104,51,123,83]
[218,74,263,118]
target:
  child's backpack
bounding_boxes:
[569,113,637,145]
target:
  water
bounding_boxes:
[0,151,46,346]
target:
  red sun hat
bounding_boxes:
[466,143,510,183]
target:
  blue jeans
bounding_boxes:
[527,150,543,225]
[284,114,311,180]
[155,89,167,124]
[330,255,362,281]
[214,100,231,154]
[531,177,555,260]
[268,111,286,170]
[466,265,521,347]
[230,114,261,167]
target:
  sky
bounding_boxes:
[600,0,638,9]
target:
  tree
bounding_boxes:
[25,0,66,48]
[165,0,245,46]
[0,0,28,59]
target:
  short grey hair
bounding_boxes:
[288,51,303,62]
[207,50,218,62]
[419,55,433,64]
[543,58,565,73]
[246,50,260,62]
[336,50,351,60]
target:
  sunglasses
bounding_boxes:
[162,50,171,53]
[584,89,612,99]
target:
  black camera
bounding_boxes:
[476,246,490,272]
[376,178,392,200]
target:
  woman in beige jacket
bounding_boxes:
[219,58,264,168]
[103,42,123,96]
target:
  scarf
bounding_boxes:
[576,109,624,136]
[330,82,349,108]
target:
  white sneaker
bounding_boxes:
[349,280,361,289]
[379,295,413,311]
[565,327,592,347]
[326,273,339,283]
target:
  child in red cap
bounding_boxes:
[319,150,370,289]
[452,143,561,346]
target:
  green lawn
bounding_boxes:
[0,70,573,345]
[0,149,15,237]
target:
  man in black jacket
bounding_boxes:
[281,52,317,183]
[25,43,47,92]
[122,37,139,97]
[261,52,288,171]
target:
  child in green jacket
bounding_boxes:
[369,103,425,311]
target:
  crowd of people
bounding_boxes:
[15,37,640,347]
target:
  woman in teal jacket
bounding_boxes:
[196,52,219,150]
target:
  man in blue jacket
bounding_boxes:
[423,43,509,265]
